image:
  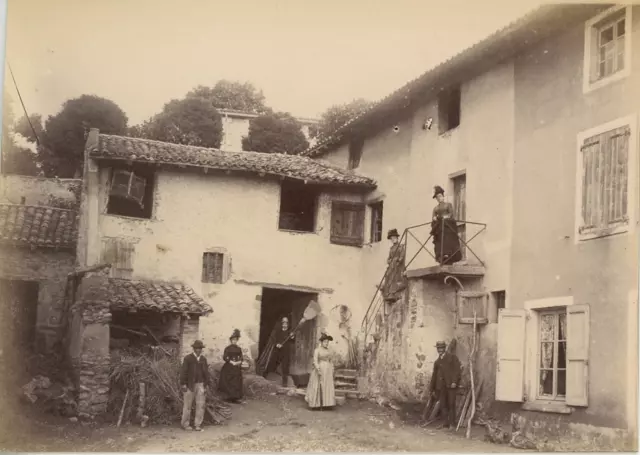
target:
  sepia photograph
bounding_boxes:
[0,0,638,452]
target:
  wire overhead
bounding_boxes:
[7,62,40,147]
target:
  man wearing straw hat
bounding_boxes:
[180,339,210,431]
[429,340,461,430]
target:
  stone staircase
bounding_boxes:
[290,368,364,404]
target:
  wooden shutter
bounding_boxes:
[457,291,488,324]
[495,308,526,402]
[330,202,365,246]
[566,304,590,406]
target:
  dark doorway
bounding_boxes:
[259,287,318,376]
[0,279,40,351]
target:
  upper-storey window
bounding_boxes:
[583,6,632,93]
[438,86,461,134]
[278,179,318,233]
[348,137,364,170]
[576,116,636,241]
[107,167,155,219]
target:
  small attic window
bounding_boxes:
[438,86,461,134]
[107,167,155,219]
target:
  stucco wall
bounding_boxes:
[509,8,640,431]
[0,175,80,207]
[0,246,75,349]
[83,167,367,365]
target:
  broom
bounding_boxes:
[282,300,322,344]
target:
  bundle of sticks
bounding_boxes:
[109,349,231,426]
[421,378,483,430]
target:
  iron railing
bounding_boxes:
[360,218,487,347]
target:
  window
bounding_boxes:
[101,238,135,278]
[107,167,155,219]
[584,6,632,92]
[278,180,318,233]
[438,86,461,134]
[202,252,224,284]
[457,291,488,324]
[495,301,590,408]
[330,201,365,246]
[538,310,567,401]
[348,137,364,170]
[489,290,506,323]
[369,201,383,243]
[451,173,467,259]
[577,118,634,241]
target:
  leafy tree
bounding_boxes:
[241,112,309,155]
[129,97,223,148]
[317,98,373,139]
[187,80,268,114]
[17,95,128,178]
[1,91,39,176]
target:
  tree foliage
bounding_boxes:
[1,91,39,176]
[16,95,128,178]
[316,98,373,139]
[187,80,267,114]
[128,97,223,148]
[241,112,309,155]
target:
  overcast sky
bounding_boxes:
[6,0,540,126]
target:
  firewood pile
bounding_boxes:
[108,349,231,426]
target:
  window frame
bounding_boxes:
[536,309,567,402]
[438,86,461,135]
[330,201,366,247]
[202,252,224,284]
[523,297,574,409]
[583,5,632,94]
[368,200,384,244]
[574,115,637,243]
[106,166,156,220]
[348,137,364,170]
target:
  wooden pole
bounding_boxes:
[137,382,146,423]
[117,389,130,428]
[465,305,478,439]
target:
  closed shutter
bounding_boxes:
[495,308,526,402]
[330,202,365,246]
[566,304,590,406]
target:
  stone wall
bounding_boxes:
[0,175,81,208]
[0,246,75,350]
[70,271,112,417]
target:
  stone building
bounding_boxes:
[302,3,638,450]
[0,175,80,352]
[72,128,376,396]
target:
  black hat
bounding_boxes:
[319,332,333,342]
[230,329,241,341]
[192,340,205,349]
[387,229,400,239]
[435,340,446,348]
[433,185,445,199]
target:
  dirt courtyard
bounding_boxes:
[1,393,518,452]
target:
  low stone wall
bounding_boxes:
[77,353,110,417]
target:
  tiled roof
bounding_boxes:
[303,4,609,157]
[106,278,213,315]
[90,134,376,189]
[0,204,77,249]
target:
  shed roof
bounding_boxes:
[0,204,77,249]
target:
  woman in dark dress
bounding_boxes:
[430,185,463,265]
[218,329,245,403]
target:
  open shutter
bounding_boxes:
[330,202,365,246]
[566,304,590,406]
[495,308,526,402]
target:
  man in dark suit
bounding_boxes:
[180,339,210,431]
[429,340,462,430]
[264,316,295,387]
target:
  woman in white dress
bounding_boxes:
[305,333,336,410]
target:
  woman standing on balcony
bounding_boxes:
[305,333,336,410]
[431,186,463,265]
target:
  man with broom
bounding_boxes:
[180,339,210,431]
[429,340,462,430]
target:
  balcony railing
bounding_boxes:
[360,218,487,347]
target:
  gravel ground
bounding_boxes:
[1,393,519,452]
